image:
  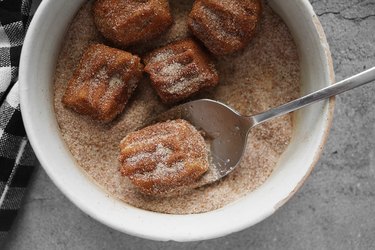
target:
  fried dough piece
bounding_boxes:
[93,0,173,47]
[144,39,219,103]
[188,0,262,55]
[119,119,209,195]
[62,44,143,122]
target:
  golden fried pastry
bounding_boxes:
[119,119,209,195]
[144,39,219,103]
[188,0,262,55]
[93,0,173,47]
[62,44,143,122]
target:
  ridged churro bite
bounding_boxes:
[144,39,219,103]
[93,0,173,47]
[188,0,262,55]
[119,119,209,195]
[62,44,143,122]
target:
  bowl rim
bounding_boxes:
[19,0,335,242]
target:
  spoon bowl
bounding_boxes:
[153,99,253,178]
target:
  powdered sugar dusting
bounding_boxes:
[166,76,202,94]
[126,143,172,166]
[159,62,183,76]
[149,50,173,64]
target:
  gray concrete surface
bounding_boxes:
[3,0,375,249]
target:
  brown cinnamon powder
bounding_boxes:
[53,0,300,214]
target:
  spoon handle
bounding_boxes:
[250,67,375,126]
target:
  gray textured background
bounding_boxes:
[3,0,375,249]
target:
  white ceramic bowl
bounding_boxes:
[20,0,334,242]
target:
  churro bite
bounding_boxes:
[188,0,262,55]
[62,44,143,122]
[144,39,219,103]
[119,119,209,195]
[93,0,173,47]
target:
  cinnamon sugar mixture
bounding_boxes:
[54,1,300,214]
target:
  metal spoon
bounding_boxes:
[151,67,375,184]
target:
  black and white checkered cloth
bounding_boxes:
[0,0,39,244]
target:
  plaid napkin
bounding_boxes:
[0,0,39,244]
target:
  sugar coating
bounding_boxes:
[54,1,300,214]
[119,119,209,195]
[144,39,219,103]
[93,0,173,47]
[188,0,262,55]
[62,43,143,122]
